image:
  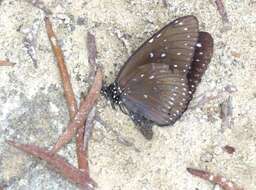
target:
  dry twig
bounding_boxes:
[7,140,96,189]
[45,17,78,118]
[45,16,90,172]
[51,69,102,154]
[187,168,243,190]
[83,108,96,152]
[214,0,229,23]
[162,0,168,7]
[87,32,97,73]
[0,59,14,66]
[220,96,233,130]
[75,32,98,171]
[25,0,52,14]
[190,85,237,109]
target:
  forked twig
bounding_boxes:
[50,69,102,154]
[187,168,243,190]
[45,16,90,172]
[75,32,98,171]
[6,140,96,189]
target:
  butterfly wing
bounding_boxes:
[187,32,214,93]
[117,15,199,86]
[120,63,190,126]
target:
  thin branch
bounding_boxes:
[45,16,78,119]
[45,17,93,174]
[6,140,96,189]
[190,85,237,109]
[83,107,96,152]
[0,59,15,66]
[50,69,102,154]
[74,32,98,171]
[220,96,233,130]
[187,168,243,190]
[214,0,229,23]
[24,0,52,15]
[86,32,97,81]
[162,0,168,7]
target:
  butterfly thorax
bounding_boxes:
[101,82,123,108]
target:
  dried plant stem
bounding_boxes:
[162,0,168,7]
[50,69,102,154]
[45,17,92,173]
[75,32,98,171]
[214,0,229,23]
[220,96,233,130]
[44,17,78,118]
[187,168,243,190]
[7,140,96,189]
[0,60,14,66]
[24,0,52,14]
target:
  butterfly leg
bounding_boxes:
[129,112,154,140]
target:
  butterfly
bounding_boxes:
[102,15,214,140]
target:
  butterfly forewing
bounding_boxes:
[120,63,190,125]
[117,15,199,86]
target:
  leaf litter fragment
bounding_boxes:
[187,168,244,190]
[50,69,102,154]
[6,17,101,189]
[7,140,96,189]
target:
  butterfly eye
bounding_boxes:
[102,16,213,140]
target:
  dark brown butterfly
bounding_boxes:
[102,15,214,140]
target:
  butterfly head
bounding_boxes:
[101,82,122,109]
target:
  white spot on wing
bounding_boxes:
[149,75,155,79]
[196,43,202,47]
[161,53,167,58]
[149,38,154,43]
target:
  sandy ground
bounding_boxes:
[0,0,255,189]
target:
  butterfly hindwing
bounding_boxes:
[120,63,190,126]
[187,32,214,93]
